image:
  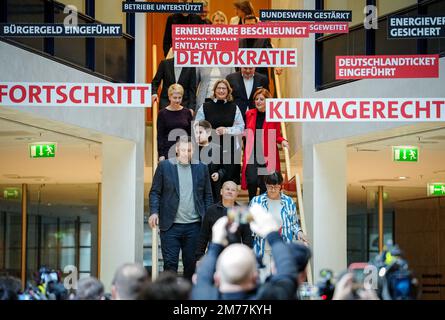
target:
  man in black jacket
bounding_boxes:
[151,57,197,110]
[226,67,269,122]
[195,181,253,261]
[149,136,213,279]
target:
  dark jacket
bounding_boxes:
[151,58,197,110]
[149,158,213,231]
[163,13,204,57]
[191,232,298,300]
[197,143,226,202]
[195,202,253,260]
[226,71,269,121]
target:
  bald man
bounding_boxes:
[111,263,148,300]
[195,181,253,261]
[191,205,298,300]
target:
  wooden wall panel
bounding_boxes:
[394,197,445,300]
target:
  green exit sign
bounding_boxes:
[393,146,418,162]
[428,183,445,196]
[3,188,21,200]
[29,143,57,158]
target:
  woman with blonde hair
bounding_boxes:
[211,10,228,25]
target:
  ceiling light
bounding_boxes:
[398,176,409,180]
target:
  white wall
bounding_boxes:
[312,140,347,279]
[0,35,146,289]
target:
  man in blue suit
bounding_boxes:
[149,136,213,279]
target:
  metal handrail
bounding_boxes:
[273,71,313,285]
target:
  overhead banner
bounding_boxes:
[336,55,440,79]
[266,98,445,122]
[174,48,297,67]
[0,83,152,108]
[259,9,352,22]
[0,24,122,37]
[122,1,203,13]
[388,16,445,39]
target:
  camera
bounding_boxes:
[316,269,336,300]
[371,242,418,300]
[227,206,252,225]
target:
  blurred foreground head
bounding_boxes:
[215,243,258,292]
[112,263,148,300]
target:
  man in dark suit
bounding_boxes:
[149,136,213,279]
[151,58,197,110]
[226,67,269,122]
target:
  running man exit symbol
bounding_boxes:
[29,143,57,158]
[393,146,418,162]
[428,183,445,196]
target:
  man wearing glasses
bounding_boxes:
[249,171,308,281]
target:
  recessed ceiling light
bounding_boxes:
[398,176,409,180]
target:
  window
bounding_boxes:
[26,184,99,283]
[56,0,85,14]
[375,8,418,55]
[377,0,417,16]
[95,0,127,33]
[319,28,366,86]
[6,0,44,51]
[54,4,87,67]
[316,0,445,90]
[1,0,135,82]
[426,0,445,55]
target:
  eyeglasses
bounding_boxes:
[266,184,281,190]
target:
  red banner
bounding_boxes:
[336,55,439,79]
[0,83,152,107]
[266,98,445,122]
[172,22,348,53]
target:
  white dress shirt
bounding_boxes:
[243,76,254,99]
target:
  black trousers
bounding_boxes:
[246,163,267,201]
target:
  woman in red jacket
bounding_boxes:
[241,88,289,200]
